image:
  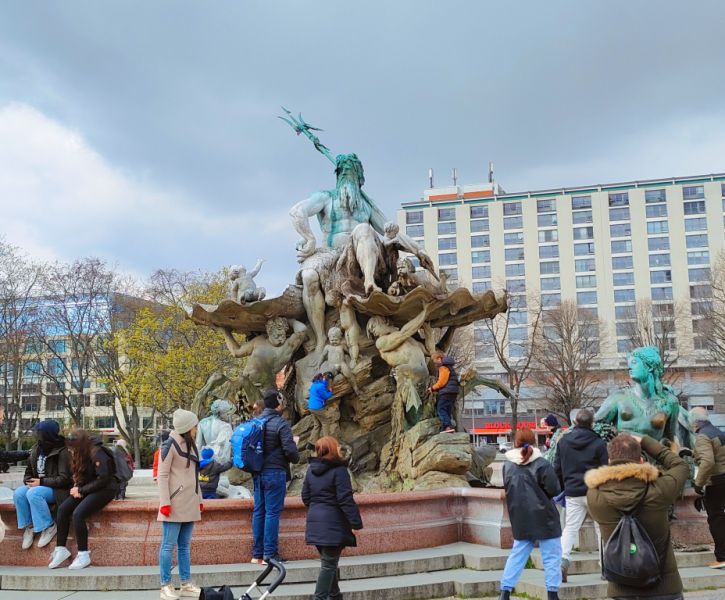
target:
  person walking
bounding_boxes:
[113,439,135,500]
[153,430,171,483]
[553,408,608,581]
[499,427,562,600]
[157,408,203,600]
[251,389,300,564]
[586,433,688,600]
[48,429,119,570]
[13,419,71,550]
[430,351,460,433]
[690,406,725,569]
[302,436,363,600]
[308,372,335,439]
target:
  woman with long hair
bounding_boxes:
[499,427,562,600]
[157,409,203,600]
[13,419,71,550]
[48,429,118,569]
[302,436,363,600]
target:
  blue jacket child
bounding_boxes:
[308,374,334,411]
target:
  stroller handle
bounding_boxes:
[245,557,286,599]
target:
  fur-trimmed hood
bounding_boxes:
[584,461,659,489]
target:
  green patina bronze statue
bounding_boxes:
[595,346,693,449]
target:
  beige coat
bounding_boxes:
[157,431,202,523]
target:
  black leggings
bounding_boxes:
[314,545,343,600]
[56,489,116,551]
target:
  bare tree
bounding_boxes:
[532,301,604,422]
[30,258,119,427]
[483,293,544,432]
[700,251,725,367]
[618,299,685,383]
[0,241,44,449]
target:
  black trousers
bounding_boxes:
[314,545,343,600]
[704,483,725,561]
[56,489,116,551]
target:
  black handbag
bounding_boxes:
[602,483,662,588]
[200,585,235,600]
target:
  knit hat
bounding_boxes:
[172,409,199,434]
[544,414,559,427]
[200,447,214,469]
[263,389,283,409]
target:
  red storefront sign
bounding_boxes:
[469,421,545,435]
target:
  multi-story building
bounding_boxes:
[398,173,725,440]
[1,294,157,439]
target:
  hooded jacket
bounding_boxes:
[431,356,460,396]
[302,457,363,547]
[502,447,562,540]
[554,425,608,496]
[693,420,725,488]
[585,435,688,600]
[261,408,299,479]
[199,458,233,494]
[308,379,334,411]
[24,443,72,506]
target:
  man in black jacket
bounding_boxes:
[554,408,608,581]
[251,389,300,564]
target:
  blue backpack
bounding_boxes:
[230,417,268,474]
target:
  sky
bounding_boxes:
[1,1,725,295]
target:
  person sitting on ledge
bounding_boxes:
[49,429,119,570]
[14,419,71,551]
[198,447,233,500]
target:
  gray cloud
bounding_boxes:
[1,1,724,292]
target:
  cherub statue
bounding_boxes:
[229,259,266,303]
[383,222,438,283]
[317,326,361,395]
[326,289,361,367]
[388,257,420,296]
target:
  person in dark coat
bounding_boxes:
[48,429,119,570]
[251,389,300,564]
[430,352,460,433]
[13,419,71,550]
[302,436,363,600]
[586,433,688,600]
[500,427,562,600]
[198,447,233,499]
[553,408,608,581]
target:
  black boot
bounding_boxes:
[498,590,510,600]
[547,591,560,600]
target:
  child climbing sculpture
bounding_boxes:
[317,326,361,395]
[229,259,266,303]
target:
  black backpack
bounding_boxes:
[102,446,133,484]
[602,482,662,588]
[200,585,234,600]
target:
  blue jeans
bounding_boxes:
[159,521,194,585]
[436,394,455,429]
[501,537,562,592]
[13,485,55,532]
[252,469,287,559]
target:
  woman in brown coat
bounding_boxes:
[157,409,203,600]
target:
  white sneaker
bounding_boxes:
[68,550,91,570]
[179,582,201,597]
[48,546,72,569]
[37,523,57,548]
[21,526,35,550]
[160,584,181,600]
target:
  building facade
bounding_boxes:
[398,173,725,440]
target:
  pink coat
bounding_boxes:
[157,431,202,523]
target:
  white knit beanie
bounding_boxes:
[172,409,199,435]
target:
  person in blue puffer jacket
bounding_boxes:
[430,352,460,433]
[308,373,336,439]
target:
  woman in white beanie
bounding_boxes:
[158,408,202,600]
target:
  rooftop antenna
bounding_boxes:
[452,167,458,186]
[488,161,494,184]
[428,168,434,188]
